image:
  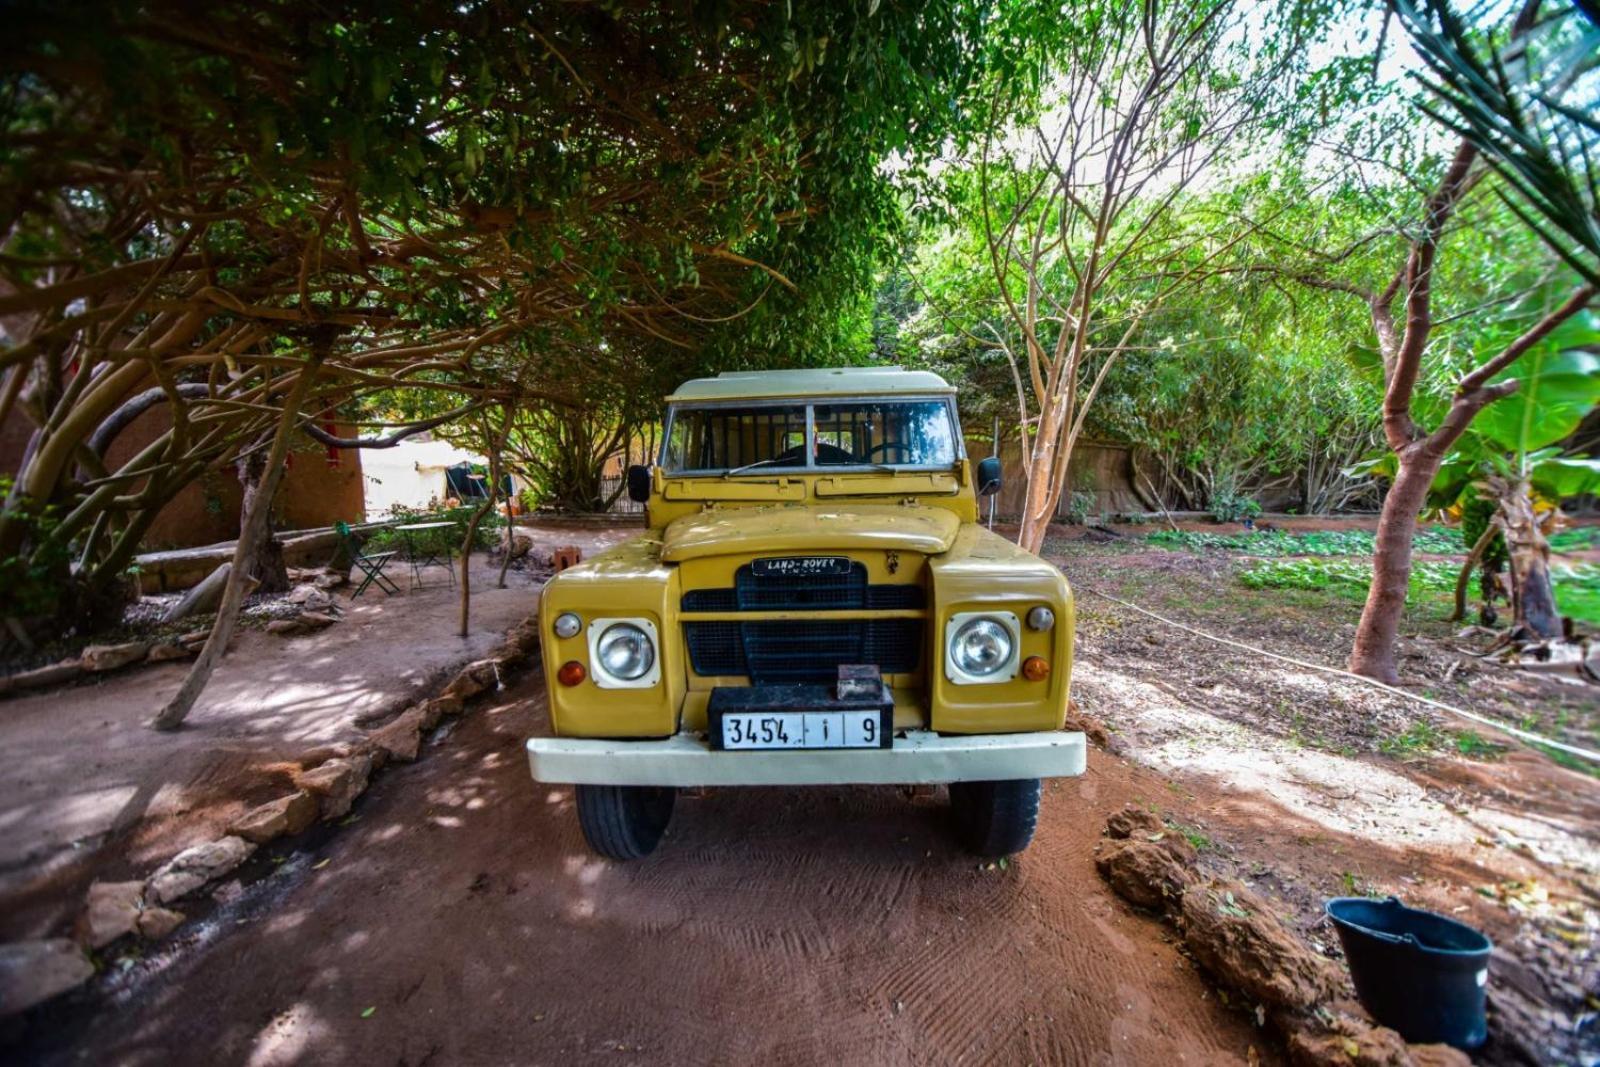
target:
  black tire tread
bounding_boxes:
[950,778,1041,857]
[575,784,675,860]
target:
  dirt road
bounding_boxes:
[18,671,1268,1066]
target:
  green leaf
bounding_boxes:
[1342,343,1385,388]
[1475,347,1600,452]
[1529,456,1600,500]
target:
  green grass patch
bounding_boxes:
[1549,527,1600,552]
[1379,722,1507,762]
[1553,564,1600,627]
[1529,741,1600,779]
[1147,527,1462,556]
[1236,557,1458,597]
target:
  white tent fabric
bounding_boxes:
[361,438,486,518]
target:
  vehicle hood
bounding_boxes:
[658,504,961,562]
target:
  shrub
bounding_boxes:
[1236,557,1458,595]
[1066,490,1098,525]
[366,503,504,558]
[1147,527,1462,556]
[1209,491,1262,524]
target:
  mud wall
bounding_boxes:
[1,406,365,551]
[970,430,1145,521]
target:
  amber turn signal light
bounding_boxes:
[557,661,587,686]
[1021,656,1050,681]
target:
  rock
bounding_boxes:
[1287,1028,1408,1067]
[1063,700,1113,749]
[146,642,190,663]
[161,562,231,623]
[229,791,319,844]
[1105,805,1165,840]
[265,619,302,636]
[80,881,145,948]
[210,880,245,905]
[1096,837,1198,914]
[369,706,427,763]
[145,836,256,905]
[0,939,95,1016]
[507,535,533,561]
[286,584,332,610]
[1179,879,1342,1012]
[8,659,83,691]
[80,641,150,672]
[442,659,501,700]
[491,617,542,666]
[296,610,338,630]
[134,906,185,940]
[296,754,373,820]
[1285,1019,1465,1067]
[426,694,464,721]
[313,569,348,590]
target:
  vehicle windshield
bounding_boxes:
[661,398,959,474]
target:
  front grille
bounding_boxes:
[682,558,925,682]
[682,560,924,612]
[684,619,922,683]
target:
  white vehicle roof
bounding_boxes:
[665,366,954,403]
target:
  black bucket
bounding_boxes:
[1326,896,1492,1050]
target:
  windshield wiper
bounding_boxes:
[825,462,897,474]
[722,457,794,477]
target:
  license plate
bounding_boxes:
[719,711,884,750]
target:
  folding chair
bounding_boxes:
[335,521,400,597]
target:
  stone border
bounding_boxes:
[0,614,539,1018]
[1094,805,1471,1067]
[0,571,350,702]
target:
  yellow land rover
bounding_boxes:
[527,368,1084,860]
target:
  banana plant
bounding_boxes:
[1348,309,1600,635]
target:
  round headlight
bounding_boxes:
[553,612,582,639]
[596,623,654,681]
[1026,605,1055,632]
[951,617,1014,677]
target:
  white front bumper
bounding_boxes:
[526,729,1086,787]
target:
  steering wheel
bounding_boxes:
[866,441,913,462]
[775,442,856,465]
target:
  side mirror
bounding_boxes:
[976,456,1002,496]
[626,464,653,504]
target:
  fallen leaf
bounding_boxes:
[312,859,331,870]
[361,1006,376,1019]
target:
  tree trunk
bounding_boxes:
[1450,522,1499,623]
[150,357,323,731]
[1349,445,1440,684]
[236,450,290,594]
[1017,413,1065,554]
[496,499,517,589]
[1490,475,1562,639]
[458,404,514,637]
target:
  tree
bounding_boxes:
[944,0,1317,551]
[1338,0,1599,681]
[1,0,1007,653]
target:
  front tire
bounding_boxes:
[575,784,676,860]
[949,778,1041,857]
